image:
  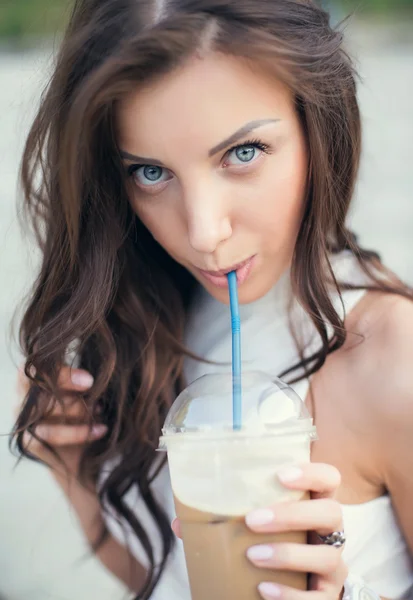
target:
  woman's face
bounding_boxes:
[117,53,308,304]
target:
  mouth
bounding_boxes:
[197,255,257,289]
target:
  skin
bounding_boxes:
[20,53,413,599]
[18,368,147,591]
[117,53,308,305]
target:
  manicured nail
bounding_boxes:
[277,466,303,483]
[247,545,274,562]
[91,424,108,437]
[71,371,94,387]
[246,508,274,527]
[171,518,181,538]
[258,582,282,599]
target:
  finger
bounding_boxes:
[15,394,96,425]
[34,422,107,447]
[15,367,94,418]
[258,582,328,600]
[171,518,182,539]
[44,396,97,421]
[246,498,343,536]
[309,557,348,589]
[21,427,106,472]
[247,542,342,575]
[277,463,341,499]
[17,365,93,394]
[57,367,94,392]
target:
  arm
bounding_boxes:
[52,468,146,593]
[19,366,146,593]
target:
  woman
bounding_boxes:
[14,1,413,600]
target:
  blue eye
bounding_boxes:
[226,140,271,166]
[128,165,171,187]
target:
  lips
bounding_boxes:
[197,255,256,288]
[201,257,253,278]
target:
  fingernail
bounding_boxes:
[91,424,107,437]
[258,583,282,599]
[171,518,180,538]
[277,466,303,483]
[247,545,274,562]
[246,508,274,527]
[71,371,94,387]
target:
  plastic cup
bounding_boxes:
[159,371,317,600]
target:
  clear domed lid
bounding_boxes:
[160,371,314,443]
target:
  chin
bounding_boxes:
[238,284,274,304]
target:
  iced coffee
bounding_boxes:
[159,372,316,600]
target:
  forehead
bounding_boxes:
[116,53,294,153]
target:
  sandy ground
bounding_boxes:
[0,21,412,600]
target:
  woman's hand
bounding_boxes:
[16,367,148,591]
[16,365,108,477]
[172,463,347,600]
[245,463,347,600]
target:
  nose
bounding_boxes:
[186,193,232,254]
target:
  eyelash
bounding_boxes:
[127,163,142,177]
[226,138,272,159]
[126,138,272,178]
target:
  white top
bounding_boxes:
[104,252,413,599]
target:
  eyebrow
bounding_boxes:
[119,118,280,165]
[208,118,280,157]
[119,151,166,167]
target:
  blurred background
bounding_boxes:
[0,1,412,599]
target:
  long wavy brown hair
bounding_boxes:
[13,0,412,597]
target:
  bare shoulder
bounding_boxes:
[309,291,413,499]
[342,291,413,420]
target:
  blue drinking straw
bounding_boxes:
[227,271,242,430]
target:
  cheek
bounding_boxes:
[132,200,185,257]
[243,148,307,243]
